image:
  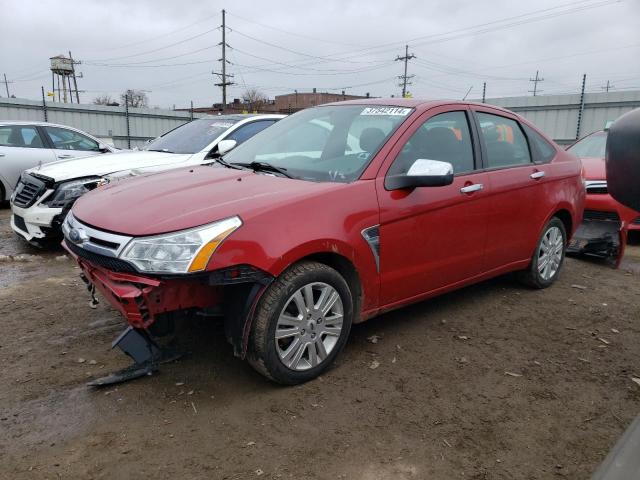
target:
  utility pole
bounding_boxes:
[3,73,12,97]
[482,82,486,103]
[576,73,587,140]
[395,45,415,98]
[529,70,544,96]
[213,9,234,112]
[601,80,614,92]
[69,51,81,103]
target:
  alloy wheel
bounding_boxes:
[275,282,344,371]
[537,225,564,281]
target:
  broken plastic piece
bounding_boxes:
[87,326,181,387]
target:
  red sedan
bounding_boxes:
[62,99,584,385]
[566,129,640,264]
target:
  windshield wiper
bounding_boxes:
[234,161,295,179]
[147,148,176,153]
[212,156,244,170]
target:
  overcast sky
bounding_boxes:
[1,0,639,108]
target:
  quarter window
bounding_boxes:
[43,126,100,151]
[0,126,45,148]
[388,111,475,176]
[477,112,531,168]
[523,124,557,163]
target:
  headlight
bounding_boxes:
[45,178,103,208]
[120,216,242,274]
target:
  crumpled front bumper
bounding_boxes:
[63,241,221,329]
[10,197,64,242]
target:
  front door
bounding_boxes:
[376,107,490,306]
[40,125,103,161]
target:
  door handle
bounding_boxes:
[0,153,5,157]
[460,183,483,194]
[57,154,72,159]
[530,171,545,180]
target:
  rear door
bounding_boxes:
[376,106,491,306]
[472,108,549,270]
[40,125,103,161]
[0,125,55,198]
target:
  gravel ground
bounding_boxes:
[1,206,639,480]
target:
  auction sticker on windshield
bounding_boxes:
[360,107,412,116]
[210,122,235,129]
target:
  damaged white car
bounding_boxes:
[10,114,283,245]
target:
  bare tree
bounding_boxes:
[93,95,116,106]
[120,89,149,108]
[242,88,268,111]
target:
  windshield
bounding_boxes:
[223,105,413,182]
[145,117,240,154]
[568,131,607,158]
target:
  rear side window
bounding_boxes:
[225,120,276,145]
[523,124,557,163]
[477,112,531,168]
[0,126,45,148]
[388,111,475,175]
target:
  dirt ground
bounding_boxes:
[1,206,639,480]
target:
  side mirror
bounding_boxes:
[98,143,110,153]
[386,159,454,190]
[217,139,238,156]
[606,108,640,211]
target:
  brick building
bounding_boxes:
[274,90,370,113]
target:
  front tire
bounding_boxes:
[519,217,567,289]
[248,261,353,385]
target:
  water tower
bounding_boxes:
[50,53,80,103]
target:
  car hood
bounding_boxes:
[27,150,193,182]
[72,166,345,236]
[580,156,605,181]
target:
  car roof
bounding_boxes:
[0,120,75,127]
[322,98,516,115]
[198,114,285,121]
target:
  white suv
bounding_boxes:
[0,121,116,202]
[11,114,284,245]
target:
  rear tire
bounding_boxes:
[248,261,353,385]
[519,217,567,289]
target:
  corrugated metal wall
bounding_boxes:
[0,97,206,149]
[4,90,640,147]
[483,90,640,144]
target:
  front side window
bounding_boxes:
[388,111,475,176]
[43,126,99,151]
[223,105,413,183]
[146,117,241,154]
[567,131,607,158]
[0,126,45,148]
[225,120,276,145]
[477,112,531,168]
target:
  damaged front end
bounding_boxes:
[62,230,273,386]
[566,209,627,267]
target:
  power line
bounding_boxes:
[225,11,365,48]
[100,12,220,51]
[87,26,219,62]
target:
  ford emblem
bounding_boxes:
[68,227,88,244]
